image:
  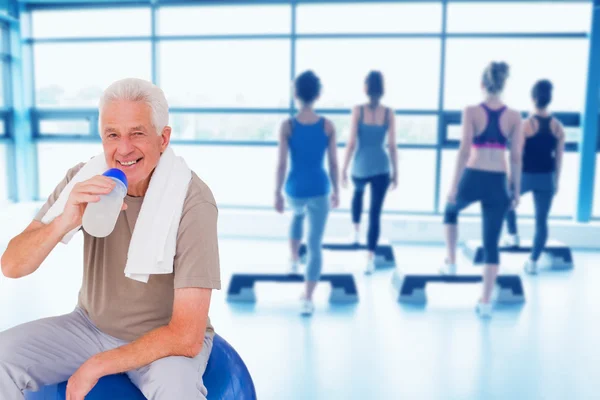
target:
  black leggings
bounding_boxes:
[352,173,391,251]
[444,168,510,265]
[505,172,555,261]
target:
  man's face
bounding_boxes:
[100,100,170,195]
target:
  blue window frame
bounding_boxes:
[11,0,598,218]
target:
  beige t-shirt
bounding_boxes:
[35,163,221,342]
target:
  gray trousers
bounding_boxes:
[287,195,330,281]
[0,307,212,400]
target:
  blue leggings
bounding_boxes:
[287,195,330,281]
[505,172,555,261]
[444,168,510,265]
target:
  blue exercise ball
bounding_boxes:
[25,334,256,400]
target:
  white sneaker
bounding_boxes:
[439,260,457,275]
[524,259,538,275]
[365,259,375,275]
[476,301,493,318]
[351,230,360,244]
[300,298,314,316]
[289,259,300,274]
[502,234,520,247]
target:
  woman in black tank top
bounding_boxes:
[503,80,566,274]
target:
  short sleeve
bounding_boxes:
[173,201,221,290]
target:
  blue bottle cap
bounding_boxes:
[103,168,128,189]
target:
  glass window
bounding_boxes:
[444,39,589,112]
[171,144,277,207]
[0,62,4,108]
[296,3,442,34]
[158,5,291,35]
[39,119,91,136]
[37,142,103,199]
[0,143,7,203]
[594,154,600,217]
[447,2,592,33]
[169,113,283,141]
[31,9,151,38]
[159,40,290,108]
[34,43,151,107]
[296,39,441,110]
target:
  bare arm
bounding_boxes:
[1,176,120,279]
[1,219,69,278]
[274,120,290,212]
[448,107,474,200]
[325,119,340,200]
[341,106,360,183]
[387,108,398,188]
[274,120,290,195]
[552,118,566,192]
[75,288,211,385]
[509,112,525,206]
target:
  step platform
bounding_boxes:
[462,239,574,270]
[227,273,358,303]
[299,238,396,268]
[391,269,525,304]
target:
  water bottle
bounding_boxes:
[82,168,128,238]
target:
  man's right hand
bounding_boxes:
[57,176,123,234]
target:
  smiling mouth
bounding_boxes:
[117,158,143,167]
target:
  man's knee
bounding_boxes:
[135,356,207,400]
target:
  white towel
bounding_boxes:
[41,147,192,283]
[41,154,109,243]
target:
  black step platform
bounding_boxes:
[462,240,573,270]
[227,273,358,303]
[299,238,395,268]
[391,270,525,304]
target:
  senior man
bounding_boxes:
[0,78,220,400]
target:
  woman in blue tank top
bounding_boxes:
[341,71,398,275]
[274,70,340,316]
[503,80,565,274]
[442,61,524,318]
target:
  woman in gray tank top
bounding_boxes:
[341,71,398,274]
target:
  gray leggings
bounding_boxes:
[444,168,510,265]
[0,307,212,400]
[505,172,555,261]
[288,195,330,281]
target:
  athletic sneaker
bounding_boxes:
[502,234,520,248]
[476,301,493,318]
[365,259,375,275]
[439,260,457,275]
[300,298,314,316]
[350,230,360,244]
[524,259,538,275]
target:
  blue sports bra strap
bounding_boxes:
[359,106,364,123]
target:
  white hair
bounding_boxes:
[99,78,169,134]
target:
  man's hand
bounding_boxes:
[66,359,102,400]
[58,176,127,233]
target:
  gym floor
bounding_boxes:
[1,226,598,400]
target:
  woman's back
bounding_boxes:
[285,116,330,198]
[466,102,521,172]
[352,105,391,178]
